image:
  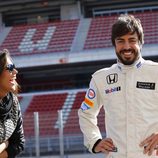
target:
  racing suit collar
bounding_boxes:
[117,56,144,72]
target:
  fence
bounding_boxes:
[20,109,105,157]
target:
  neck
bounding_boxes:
[118,55,142,66]
[0,91,8,99]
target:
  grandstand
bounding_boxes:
[0,0,158,157]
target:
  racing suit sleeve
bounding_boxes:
[78,77,104,153]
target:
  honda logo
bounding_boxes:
[106,73,118,84]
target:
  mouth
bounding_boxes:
[124,52,132,58]
[117,49,138,65]
[9,78,16,84]
[121,50,133,59]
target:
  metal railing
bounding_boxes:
[20,109,105,157]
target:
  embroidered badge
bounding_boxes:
[87,89,95,99]
[80,97,94,111]
[80,103,90,111]
[136,82,155,90]
[105,86,121,94]
[106,73,118,84]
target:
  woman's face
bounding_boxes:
[0,57,18,95]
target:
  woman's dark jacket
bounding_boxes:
[0,93,25,158]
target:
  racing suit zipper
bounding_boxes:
[125,71,128,158]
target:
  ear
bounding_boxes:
[138,41,143,51]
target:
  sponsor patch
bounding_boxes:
[136,61,142,68]
[87,89,95,99]
[84,97,94,107]
[80,103,90,111]
[136,82,155,90]
[106,73,118,84]
[80,97,94,111]
[105,86,121,94]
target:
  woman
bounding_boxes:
[0,49,25,158]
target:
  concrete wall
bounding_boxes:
[61,3,81,20]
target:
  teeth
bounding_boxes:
[124,52,132,54]
[124,52,132,55]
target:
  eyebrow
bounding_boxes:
[116,37,137,40]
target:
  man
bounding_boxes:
[78,14,158,158]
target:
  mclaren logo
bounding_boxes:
[106,73,118,84]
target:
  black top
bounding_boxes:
[0,93,25,158]
[6,105,25,158]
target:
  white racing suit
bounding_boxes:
[78,57,158,158]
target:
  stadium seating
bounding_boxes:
[84,15,117,49]
[22,90,105,137]
[84,11,158,50]
[63,91,86,135]
[134,11,158,44]
[1,10,158,56]
[0,20,79,56]
[23,93,68,137]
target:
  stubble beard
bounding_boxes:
[116,49,139,65]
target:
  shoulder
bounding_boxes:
[11,93,19,103]
[143,60,158,68]
[141,60,158,75]
[92,63,117,77]
[10,93,21,111]
[143,59,158,65]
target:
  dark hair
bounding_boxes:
[0,49,9,74]
[0,49,20,94]
[111,14,144,46]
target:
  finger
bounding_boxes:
[143,136,158,155]
[100,147,109,154]
[107,147,118,152]
[156,149,158,156]
[100,139,116,152]
[100,145,117,153]
[102,138,115,148]
[140,133,155,146]
[146,144,157,156]
[95,138,114,153]
[100,142,114,151]
[103,138,113,144]
[143,141,153,154]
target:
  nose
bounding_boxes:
[123,41,131,49]
[13,68,18,75]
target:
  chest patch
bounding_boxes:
[105,86,121,94]
[136,81,155,90]
[106,73,118,84]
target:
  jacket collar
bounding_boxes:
[117,56,144,72]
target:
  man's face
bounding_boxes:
[114,32,141,65]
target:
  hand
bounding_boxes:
[0,150,8,158]
[140,133,158,156]
[0,141,9,153]
[94,138,117,154]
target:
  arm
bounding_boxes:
[78,78,103,153]
[0,141,9,154]
[0,150,8,158]
[6,104,25,158]
[0,141,9,158]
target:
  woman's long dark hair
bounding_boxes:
[0,49,20,94]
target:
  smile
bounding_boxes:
[123,52,133,57]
